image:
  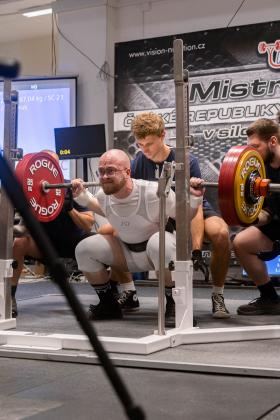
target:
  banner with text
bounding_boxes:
[114,21,280,217]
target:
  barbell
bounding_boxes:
[14,146,280,225]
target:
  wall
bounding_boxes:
[115,0,241,42]
[0,36,53,76]
[56,6,108,126]
[114,0,280,42]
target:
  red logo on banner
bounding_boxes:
[258,40,280,69]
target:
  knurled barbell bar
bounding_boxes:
[42,181,100,191]
[14,146,280,225]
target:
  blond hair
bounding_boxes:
[131,112,165,139]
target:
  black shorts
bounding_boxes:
[203,207,219,220]
[258,220,280,242]
[25,232,95,266]
[53,232,95,259]
[165,208,219,233]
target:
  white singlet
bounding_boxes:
[96,179,175,244]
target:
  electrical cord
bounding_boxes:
[53,13,115,80]
[51,12,57,75]
[226,0,246,27]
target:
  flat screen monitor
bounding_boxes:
[0,76,77,178]
[54,124,106,159]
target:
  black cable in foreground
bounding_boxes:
[0,154,145,420]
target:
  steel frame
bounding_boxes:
[0,347,280,378]
[1,324,280,355]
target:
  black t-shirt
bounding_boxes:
[131,149,213,211]
[264,164,280,218]
[40,187,91,258]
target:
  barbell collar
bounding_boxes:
[43,182,72,190]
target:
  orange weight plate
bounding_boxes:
[218,146,265,226]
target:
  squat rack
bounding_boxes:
[0,40,280,358]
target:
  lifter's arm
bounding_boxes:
[71,179,105,216]
[190,204,204,249]
[253,208,272,227]
[165,177,204,220]
[68,209,94,232]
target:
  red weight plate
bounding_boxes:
[218,145,252,226]
[15,152,65,222]
[15,153,34,182]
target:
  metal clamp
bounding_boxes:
[10,148,23,161]
[157,161,176,198]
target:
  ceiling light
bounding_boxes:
[22,8,52,18]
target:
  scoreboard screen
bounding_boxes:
[55,124,106,159]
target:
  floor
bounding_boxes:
[0,277,280,420]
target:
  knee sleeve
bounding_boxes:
[146,232,176,271]
[75,234,115,273]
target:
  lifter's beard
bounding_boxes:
[264,149,275,166]
[101,178,126,195]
